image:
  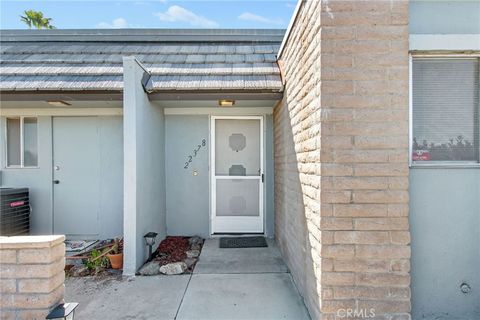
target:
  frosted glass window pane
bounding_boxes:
[23,118,38,167]
[6,118,21,166]
[215,119,260,176]
[412,59,479,162]
[216,179,259,216]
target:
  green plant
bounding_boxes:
[111,238,122,254]
[86,249,109,273]
[20,10,56,29]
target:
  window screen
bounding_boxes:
[5,117,38,167]
[6,118,21,166]
[23,117,38,167]
[412,58,479,163]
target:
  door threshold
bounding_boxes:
[210,233,266,238]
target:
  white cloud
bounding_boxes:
[238,12,283,25]
[96,18,129,28]
[154,5,219,28]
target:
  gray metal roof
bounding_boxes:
[0,29,285,93]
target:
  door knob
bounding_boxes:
[53,180,60,184]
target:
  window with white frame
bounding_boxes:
[6,117,38,167]
[412,57,480,164]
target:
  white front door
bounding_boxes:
[211,116,264,234]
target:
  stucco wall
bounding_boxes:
[98,116,124,239]
[165,113,275,238]
[123,57,166,275]
[409,1,480,319]
[165,115,210,238]
[0,116,53,235]
[410,169,480,319]
[410,0,480,34]
[0,115,123,239]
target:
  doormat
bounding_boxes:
[219,236,268,248]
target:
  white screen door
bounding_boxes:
[211,116,264,233]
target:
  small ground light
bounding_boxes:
[46,302,78,320]
[144,232,158,260]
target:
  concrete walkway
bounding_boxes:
[65,239,310,320]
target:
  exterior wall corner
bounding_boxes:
[122,57,167,276]
[274,1,411,318]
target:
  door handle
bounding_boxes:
[53,180,60,184]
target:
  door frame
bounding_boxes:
[210,115,265,235]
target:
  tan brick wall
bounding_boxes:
[274,1,410,319]
[0,236,65,320]
[274,0,322,317]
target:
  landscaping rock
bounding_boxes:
[71,265,89,277]
[186,250,200,258]
[184,258,197,269]
[159,262,187,275]
[190,243,202,251]
[189,236,203,246]
[138,261,161,276]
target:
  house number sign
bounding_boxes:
[184,139,207,169]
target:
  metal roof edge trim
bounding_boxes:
[0,28,286,43]
[277,0,304,59]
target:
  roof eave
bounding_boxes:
[0,89,283,101]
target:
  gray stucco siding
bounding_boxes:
[0,116,53,234]
[408,2,480,315]
[165,113,275,238]
[409,0,480,35]
[0,115,123,239]
[165,115,210,238]
[98,116,124,239]
[410,168,480,319]
[122,57,167,275]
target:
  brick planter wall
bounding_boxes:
[274,1,410,319]
[0,235,66,320]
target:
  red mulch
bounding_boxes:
[153,236,189,265]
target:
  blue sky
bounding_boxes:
[0,0,297,29]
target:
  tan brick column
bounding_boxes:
[319,1,410,319]
[0,235,65,320]
[275,0,410,319]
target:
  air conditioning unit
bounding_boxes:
[0,188,30,236]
